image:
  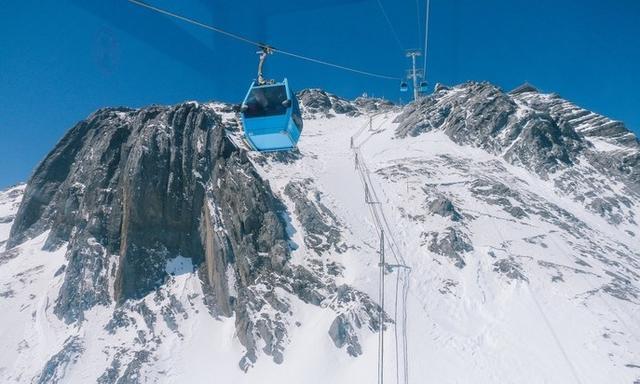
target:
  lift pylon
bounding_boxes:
[405,50,422,101]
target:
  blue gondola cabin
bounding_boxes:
[240,78,303,152]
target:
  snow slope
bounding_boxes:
[242,109,640,383]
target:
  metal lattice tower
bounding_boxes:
[405,50,422,101]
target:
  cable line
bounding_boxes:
[276,50,400,81]
[422,0,431,76]
[352,114,411,384]
[415,0,422,51]
[128,0,401,80]
[375,0,405,54]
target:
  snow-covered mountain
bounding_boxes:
[1,82,639,383]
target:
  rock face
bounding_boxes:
[284,179,346,255]
[395,82,640,188]
[425,227,473,269]
[36,336,84,384]
[428,196,462,221]
[395,82,587,177]
[395,81,640,225]
[7,102,382,371]
[0,184,23,253]
[298,89,394,118]
[10,103,238,319]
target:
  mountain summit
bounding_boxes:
[1,82,639,383]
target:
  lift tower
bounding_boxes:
[406,50,422,101]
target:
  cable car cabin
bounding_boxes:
[400,81,409,92]
[240,79,303,152]
[419,81,429,93]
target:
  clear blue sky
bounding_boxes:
[1,0,639,188]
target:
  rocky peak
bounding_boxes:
[9,102,274,312]
[396,81,584,175]
[395,81,640,192]
[297,88,394,118]
[352,94,395,113]
[509,82,539,95]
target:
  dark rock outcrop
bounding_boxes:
[284,179,345,254]
[36,336,84,384]
[395,81,640,193]
[509,82,539,95]
[428,196,462,221]
[424,227,473,268]
[298,89,358,118]
[493,258,528,282]
[395,82,587,178]
[9,103,236,319]
[329,314,362,357]
[297,89,393,119]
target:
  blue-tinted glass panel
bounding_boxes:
[244,85,288,118]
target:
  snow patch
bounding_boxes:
[165,256,193,275]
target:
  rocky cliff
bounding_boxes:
[6,101,382,376]
[396,82,640,225]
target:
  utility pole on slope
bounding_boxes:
[406,50,422,101]
[378,228,385,384]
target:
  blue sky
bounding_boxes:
[1,0,639,188]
